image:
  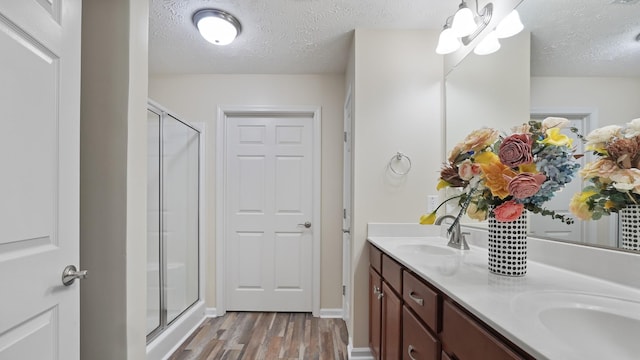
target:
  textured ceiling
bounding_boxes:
[149,0,640,76]
[519,0,640,77]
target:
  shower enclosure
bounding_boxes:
[146,102,201,342]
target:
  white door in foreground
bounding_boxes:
[0,0,82,359]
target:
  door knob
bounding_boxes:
[62,265,88,286]
[298,221,312,228]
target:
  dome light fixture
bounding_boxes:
[193,9,242,46]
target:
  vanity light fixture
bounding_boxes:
[435,1,493,54]
[451,1,477,37]
[193,9,242,46]
[494,10,524,39]
[473,30,501,55]
[436,22,462,54]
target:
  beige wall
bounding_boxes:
[350,29,443,347]
[80,0,148,359]
[531,77,640,127]
[148,74,345,310]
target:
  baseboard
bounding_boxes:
[319,308,343,318]
[347,337,373,360]
[205,307,220,318]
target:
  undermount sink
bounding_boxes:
[394,243,457,256]
[511,291,640,359]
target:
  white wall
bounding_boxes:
[350,29,443,348]
[148,74,345,310]
[80,0,148,359]
[446,31,530,153]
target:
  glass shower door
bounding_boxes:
[147,104,200,342]
[162,114,200,324]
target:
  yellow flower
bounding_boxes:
[479,160,517,199]
[604,200,616,210]
[419,213,436,225]
[569,190,597,220]
[436,179,450,190]
[541,128,573,147]
[518,163,538,173]
[474,151,499,165]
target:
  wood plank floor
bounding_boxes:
[168,312,349,360]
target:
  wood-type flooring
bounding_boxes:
[168,312,349,360]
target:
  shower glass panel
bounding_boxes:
[162,114,200,324]
[147,109,161,335]
[146,102,200,342]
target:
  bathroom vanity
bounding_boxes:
[367,223,640,360]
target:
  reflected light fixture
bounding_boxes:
[193,9,242,46]
[474,30,501,55]
[451,1,477,37]
[435,23,461,54]
[494,10,524,39]
[435,1,493,55]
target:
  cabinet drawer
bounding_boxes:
[370,244,382,274]
[402,306,440,360]
[442,301,524,360]
[382,254,402,294]
[403,270,439,332]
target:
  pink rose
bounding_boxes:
[493,200,524,222]
[499,134,533,167]
[458,159,482,181]
[507,173,546,199]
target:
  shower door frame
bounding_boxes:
[146,100,206,350]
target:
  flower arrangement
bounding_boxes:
[421,118,581,225]
[570,118,640,220]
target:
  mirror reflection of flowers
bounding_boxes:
[570,119,640,220]
[421,118,581,226]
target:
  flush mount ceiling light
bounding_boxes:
[435,1,493,55]
[193,9,242,46]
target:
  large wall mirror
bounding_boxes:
[445,0,640,251]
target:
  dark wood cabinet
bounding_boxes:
[369,242,533,360]
[370,266,382,360]
[441,301,525,360]
[382,281,402,360]
[403,306,440,360]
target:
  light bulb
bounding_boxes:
[495,10,524,39]
[436,27,462,54]
[451,3,477,37]
[474,31,501,55]
[196,16,239,45]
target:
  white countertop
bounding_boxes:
[367,223,640,360]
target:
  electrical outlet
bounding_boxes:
[427,195,439,213]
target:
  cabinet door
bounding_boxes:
[382,282,402,360]
[442,301,524,360]
[403,306,440,360]
[370,267,383,360]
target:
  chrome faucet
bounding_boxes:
[435,215,470,250]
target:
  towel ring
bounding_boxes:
[389,152,412,175]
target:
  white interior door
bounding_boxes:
[342,86,353,324]
[0,0,81,359]
[225,115,314,311]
